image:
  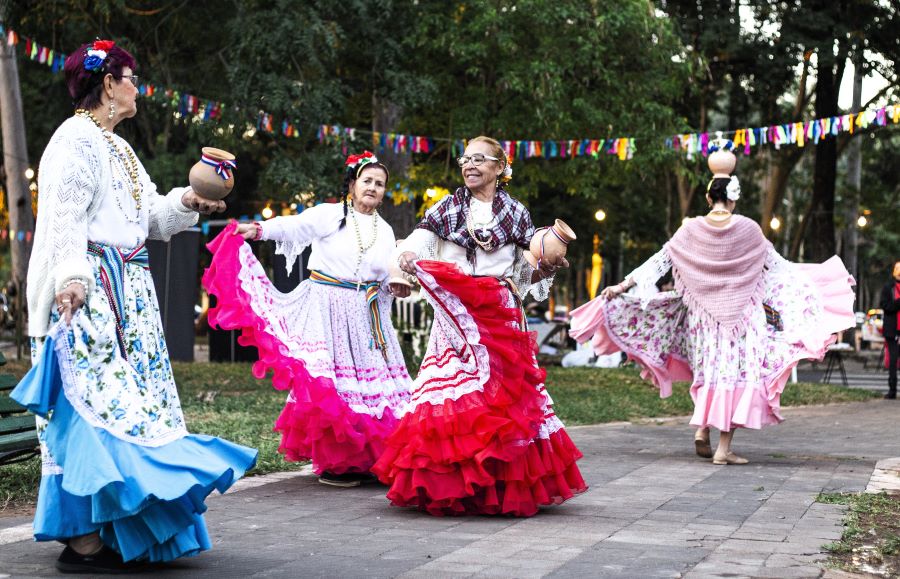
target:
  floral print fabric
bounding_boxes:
[34,251,188,475]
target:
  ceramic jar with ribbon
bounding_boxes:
[525,219,576,268]
[189,147,236,200]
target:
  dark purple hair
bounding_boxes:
[64,42,137,110]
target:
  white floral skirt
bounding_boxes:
[15,247,256,562]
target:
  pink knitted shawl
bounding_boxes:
[665,215,770,331]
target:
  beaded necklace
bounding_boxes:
[75,109,143,217]
[349,203,379,281]
[465,199,495,251]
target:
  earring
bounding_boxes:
[108,102,115,120]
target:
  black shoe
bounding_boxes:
[358,472,380,485]
[885,392,897,400]
[56,545,146,574]
[318,471,362,488]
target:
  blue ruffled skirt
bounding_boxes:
[13,331,257,562]
[13,249,257,563]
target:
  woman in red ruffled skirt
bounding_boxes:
[371,136,587,516]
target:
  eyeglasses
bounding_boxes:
[120,75,140,87]
[456,153,501,167]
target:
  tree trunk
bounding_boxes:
[762,52,810,238]
[676,171,695,220]
[802,48,838,262]
[0,37,34,286]
[842,39,863,283]
[372,94,416,237]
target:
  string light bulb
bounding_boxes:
[769,217,781,231]
[261,204,274,219]
[594,209,607,222]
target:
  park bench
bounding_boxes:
[0,352,39,465]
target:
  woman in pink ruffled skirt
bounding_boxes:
[203,152,413,486]
[570,144,855,465]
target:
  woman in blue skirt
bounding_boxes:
[12,39,257,573]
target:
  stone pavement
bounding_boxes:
[1,399,898,578]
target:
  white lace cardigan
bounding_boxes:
[27,116,198,337]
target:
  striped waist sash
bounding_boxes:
[87,241,151,356]
[309,270,387,358]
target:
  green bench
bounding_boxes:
[0,353,39,465]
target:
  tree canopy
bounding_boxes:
[3,0,898,306]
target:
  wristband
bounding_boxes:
[61,278,87,291]
[252,222,263,241]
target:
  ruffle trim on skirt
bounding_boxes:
[204,223,398,474]
[372,260,586,516]
[11,334,257,563]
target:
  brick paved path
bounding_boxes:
[1,400,897,578]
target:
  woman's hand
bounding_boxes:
[398,251,418,275]
[55,281,87,324]
[389,282,412,299]
[538,256,569,278]
[182,188,226,214]
[600,282,629,300]
[232,222,261,241]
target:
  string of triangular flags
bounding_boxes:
[317,104,900,162]
[8,26,900,161]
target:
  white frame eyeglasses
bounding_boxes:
[457,153,501,167]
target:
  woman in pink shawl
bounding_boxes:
[570,145,855,465]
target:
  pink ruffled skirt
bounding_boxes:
[203,224,413,474]
[571,256,855,431]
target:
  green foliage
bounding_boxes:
[4,1,898,287]
[859,130,900,285]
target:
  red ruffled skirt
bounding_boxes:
[203,224,412,474]
[371,260,587,516]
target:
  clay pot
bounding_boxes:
[707,148,736,178]
[388,240,415,289]
[189,147,236,200]
[526,219,576,268]
[388,260,413,289]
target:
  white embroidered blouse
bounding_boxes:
[27,116,199,337]
[259,202,397,287]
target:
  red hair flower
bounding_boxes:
[92,40,116,52]
[345,151,375,167]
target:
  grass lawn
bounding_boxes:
[0,360,879,514]
[544,366,878,425]
[818,492,900,576]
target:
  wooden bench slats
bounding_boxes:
[0,396,24,414]
[0,430,39,453]
[0,374,20,390]
[0,414,35,435]
[0,368,40,465]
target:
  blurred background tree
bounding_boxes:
[1,0,897,311]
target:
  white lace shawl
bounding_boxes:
[625,246,674,305]
[27,116,198,337]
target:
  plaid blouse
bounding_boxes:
[416,186,534,263]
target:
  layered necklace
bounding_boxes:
[75,109,143,221]
[465,198,495,251]
[349,203,379,280]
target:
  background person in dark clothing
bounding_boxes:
[881,260,900,399]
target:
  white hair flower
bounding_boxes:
[726,176,741,201]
